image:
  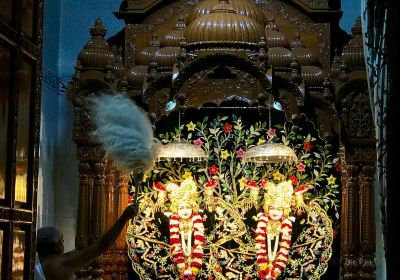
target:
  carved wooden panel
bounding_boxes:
[336,78,376,278]
[358,165,376,279]
[336,80,375,164]
[178,67,260,107]
[340,164,360,280]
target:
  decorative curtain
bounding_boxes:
[361,0,388,258]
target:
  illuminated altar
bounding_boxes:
[126,114,337,279]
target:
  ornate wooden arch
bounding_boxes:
[142,74,173,120]
[274,75,305,107]
[171,53,272,96]
[336,78,373,145]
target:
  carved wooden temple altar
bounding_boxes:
[67,0,376,278]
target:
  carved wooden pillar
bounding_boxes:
[100,161,117,280]
[70,99,100,279]
[74,162,93,280]
[67,17,122,279]
[75,162,92,249]
[90,161,106,279]
[115,170,129,279]
[336,73,376,277]
[92,162,106,241]
[104,160,117,232]
[116,170,129,249]
[340,163,360,279]
[358,165,376,279]
[71,101,94,253]
[69,93,125,279]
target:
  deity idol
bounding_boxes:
[255,181,295,280]
[167,179,205,279]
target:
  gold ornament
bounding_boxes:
[169,178,199,213]
[263,180,294,215]
[179,219,194,232]
[266,220,282,236]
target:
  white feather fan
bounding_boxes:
[89,93,160,174]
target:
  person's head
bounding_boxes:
[36,227,64,261]
[263,180,294,219]
[177,201,193,220]
[168,178,199,218]
[268,205,284,221]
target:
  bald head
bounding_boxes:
[36,226,64,260]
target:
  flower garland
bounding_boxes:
[255,213,295,279]
[169,213,205,279]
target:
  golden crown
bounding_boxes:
[168,178,199,213]
[263,180,294,212]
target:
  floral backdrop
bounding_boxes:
[127,114,340,279]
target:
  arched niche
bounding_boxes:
[171,52,271,99]
[127,98,342,279]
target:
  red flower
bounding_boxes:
[236,148,245,158]
[223,123,233,133]
[295,185,310,194]
[244,179,257,189]
[193,138,203,148]
[154,181,166,192]
[260,179,268,189]
[208,165,219,175]
[288,176,299,186]
[303,141,313,152]
[296,162,306,172]
[128,195,134,204]
[335,161,341,172]
[267,128,276,140]
[204,179,219,189]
